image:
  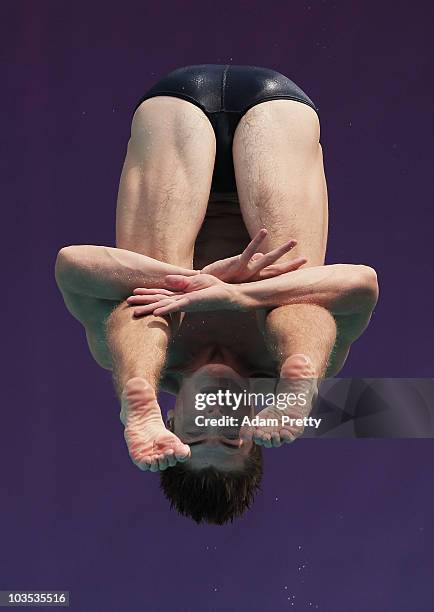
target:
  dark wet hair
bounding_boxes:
[159,445,263,525]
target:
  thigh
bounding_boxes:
[232,98,328,266]
[115,95,216,265]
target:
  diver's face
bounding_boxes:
[172,363,254,471]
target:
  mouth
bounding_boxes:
[221,437,243,447]
[186,439,243,454]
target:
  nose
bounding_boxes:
[205,403,222,416]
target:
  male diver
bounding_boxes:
[55,65,378,523]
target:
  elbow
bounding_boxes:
[355,265,379,308]
[55,246,77,287]
[56,245,74,262]
[55,246,71,269]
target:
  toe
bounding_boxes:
[240,426,253,442]
[253,432,263,446]
[138,454,152,471]
[149,458,160,472]
[261,433,272,448]
[166,451,177,468]
[175,444,191,462]
[158,455,169,471]
[271,432,282,447]
[280,430,295,444]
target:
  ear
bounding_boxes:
[166,409,175,431]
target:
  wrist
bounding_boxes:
[167,266,201,279]
[229,283,256,311]
[185,269,202,276]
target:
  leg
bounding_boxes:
[110,97,216,468]
[106,302,191,472]
[114,96,215,379]
[116,96,216,267]
[233,100,336,445]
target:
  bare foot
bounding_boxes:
[120,377,191,472]
[240,354,318,448]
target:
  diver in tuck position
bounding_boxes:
[55,64,379,524]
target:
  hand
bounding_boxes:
[200,228,307,282]
[127,274,243,317]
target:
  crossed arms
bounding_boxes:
[54,230,304,321]
[55,230,379,351]
[127,265,379,317]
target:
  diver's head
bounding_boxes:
[160,362,263,524]
[159,444,262,525]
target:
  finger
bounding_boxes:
[133,298,177,317]
[153,297,191,316]
[239,229,268,264]
[127,294,174,305]
[249,239,297,272]
[129,292,185,304]
[259,257,308,279]
[132,293,189,316]
[134,297,176,313]
[133,306,156,317]
[133,288,177,296]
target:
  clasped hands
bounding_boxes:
[126,228,306,317]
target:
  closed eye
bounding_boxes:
[251,372,275,378]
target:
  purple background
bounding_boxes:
[2,1,433,611]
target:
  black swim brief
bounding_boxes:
[133,64,318,194]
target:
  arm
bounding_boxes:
[54,232,303,349]
[126,264,379,377]
[126,264,379,319]
[54,231,299,310]
[238,264,379,315]
[55,245,199,325]
[241,264,379,376]
[55,245,199,299]
[245,264,379,371]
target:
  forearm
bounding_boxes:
[55,245,198,300]
[238,264,379,315]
